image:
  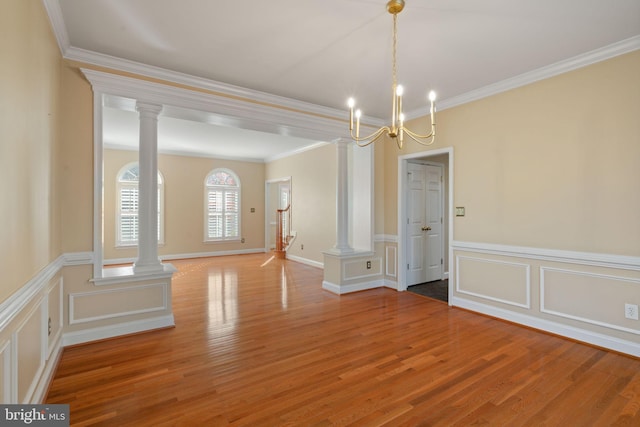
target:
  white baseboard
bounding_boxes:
[63,314,175,347]
[451,296,640,358]
[322,279,383,295]
[384,279,398,290]
[286,254,324,269]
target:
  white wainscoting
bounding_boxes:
[385,246,397,278]
[0,256,65,404]
[46,278,63,361]
[14,299,45,403]
[540,267,640,336]
[0,252,175,404]
[455,255,531,309]
[0,340,10,402]
[452,241,640,357]
[69,282,169,325]
[62,315,175,347]
[343,257,382,281]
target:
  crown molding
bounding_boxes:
[42,0,384,129]
[40,0,343,124]
[104,142,266,164]
[41,0,69,55]
[264,141,331,163]
[44,0,637,126]
[408,35,640,119]
[69,46,352,122]
[82,68,353,143]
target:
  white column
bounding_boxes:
[332,138,353,254]
[133,101,163,274]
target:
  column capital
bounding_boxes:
[135,101,163,118]
[332,137,353,146]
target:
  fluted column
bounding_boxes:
[133,101,163,274]
[333,138,353,254]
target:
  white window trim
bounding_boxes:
[204,168,241,243]
[116,162,165,247]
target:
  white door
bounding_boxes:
[406,163,443,286]
[424,164,443,282]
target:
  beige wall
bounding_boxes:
[378,51,640,351]
[59,65,94,253]
[103,149,265,260]
[0,0,63,303]
[266,144,337,264]
[386,51,640,257]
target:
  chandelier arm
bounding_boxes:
[350,126,391,146]
[355,132,386,147]
[402,126,436,146]
[354,132,384,147]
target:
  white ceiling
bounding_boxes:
[47,0,640,161]
[101,98,327,162]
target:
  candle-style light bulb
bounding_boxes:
[396,85,404,96]
[355,109,361,138]
[428,91,436,124]
[347,98,355,130]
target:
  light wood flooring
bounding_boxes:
[46,254,640,426]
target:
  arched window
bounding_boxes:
[116,163,164,246]
[205,168,240,241]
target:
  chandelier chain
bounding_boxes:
[392,13,398,89]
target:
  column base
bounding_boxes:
[133,260,165,274]
[322,250,383,295]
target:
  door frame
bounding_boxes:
[397,148,454,304]
[406,161,445,286]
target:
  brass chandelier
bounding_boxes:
[347,0,436,148]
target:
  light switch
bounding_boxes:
[455,207,465,217]
[250,208,255,213]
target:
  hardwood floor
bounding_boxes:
[46,254,640,426]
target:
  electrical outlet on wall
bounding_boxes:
[625,303,639,320]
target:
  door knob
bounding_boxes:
[421,226,432,231]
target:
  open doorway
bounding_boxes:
[265,177,292,252]
[398,148,453,304]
